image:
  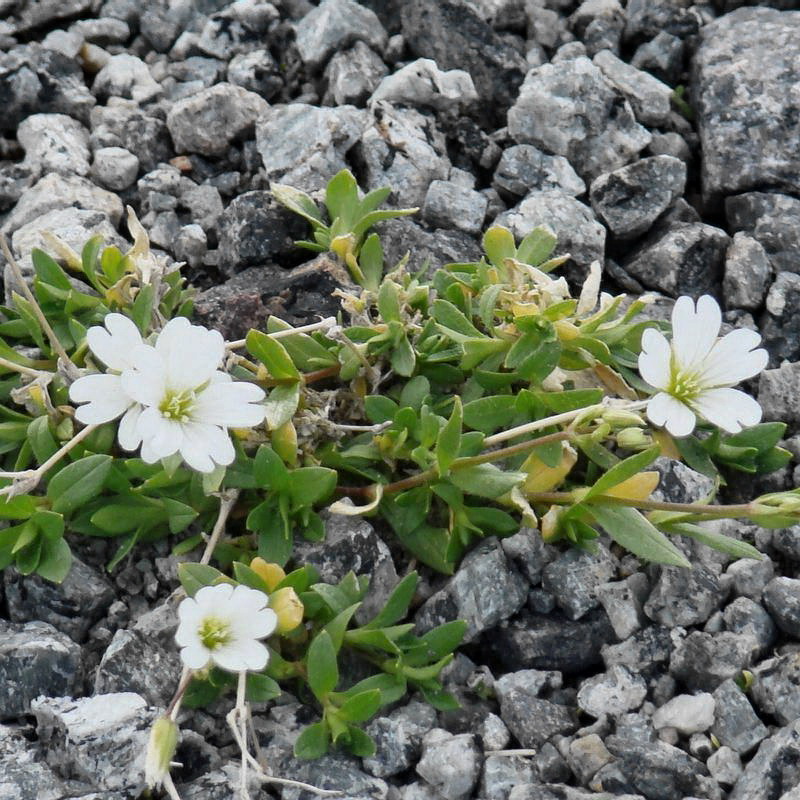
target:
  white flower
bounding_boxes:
[69,313,146,451]
[175,583,277,672]
[638,295,768,437]
[119,317,266,472]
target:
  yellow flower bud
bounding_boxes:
[269,586,304,634]
[271,421,298,466]
[145,716,179,790]
[249,557,286,591]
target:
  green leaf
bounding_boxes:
[264,383,300,431]
[664,522,763,561]
[27,416,58,465]
[80,235,104,290]
[100,245,125,283]
[482,225,517,269]
[364,572,418,629]
[325,168,359,226]
[364,395,398,424]
[35,536,72,583]
[232,561,270,592]
[338,689,381,723]
[359,233,384,292]
[537,389,604,413]
[271,183,324,226]
[288,467,338,508]
[245,673,282,702]
[12,293,46,351]
[131,283,155,334]
[307,630,339,700]
[516,226,557,267]
[106,528,141,571]
[432,299,484,339]
[248,500,293,566]
[377,280,402,323]
[254,445,290,491]
[675,435,718,478]
[394,523,454,574]
[590,505,691,567]
[177,562,227,596]
[586,445,661,500]
[724,422,786,453]
[399,376,430,411]
[462,395,517,433]
[324,603,361,651]
[436,397,462,477]
[266,317,338,369]
[246,330,301,381]
[460,337,508,371]
[345,725,376,757]
[420,620,468,660]
[32,249,72,290]
[47,454,112,515]
[0,493,37,520]
[294,722,330,760]
[449,464,525,499]
[390,333,416,377]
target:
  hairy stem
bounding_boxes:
[200,490,241,565]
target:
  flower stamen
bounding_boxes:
[158,388,196,422]
[198,616,232,650]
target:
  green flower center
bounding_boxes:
[159,388,196,421]
[197,616,232,651]
[667,364,702,403]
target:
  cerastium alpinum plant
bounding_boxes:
[0,170,796,797]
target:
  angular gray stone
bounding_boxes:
[602,625,674,677]
[0,724,70,800]
[500,527,557,586]
[92,53,162,103]
[750,651,800,727]
[692,8,800,201]
[3,556,115,642]
[596,573,649,640]
[416,729,482,800]
[71,16,131,44]
[728,720,800,800]
[90,146,139,191]
[493,144,585,199]
[631,31,684,84]
[644,565,727,628]
[363,702,437,778]
[773,526,800,561]
[495,191,605,270]
[1,172,123,236]
[593,49,673,126]
[726,556,775,602]
[569,0,625,57]
[481,754,536,800]
[723,232,772,311]
[759,361,800,425]
[32,693,157,793]
[479,712,510,751]
[17,113,90,178]
[624,0,698,42]
[589,156,686,239]
[415,538,527,643]
[652,693,715,735]
[568,733,614,785]
[708,745,742,787]
[542,544,617,621]
[357,103,449,207]
[422,180,487,235]
[258,103,368,193]
[507,55,651,180]
[324,42,388,107]
[762,577,800,638]
[723,597,777,655]
[227,49,283,100]
[711,678,769,755]
[670,631,757,692]
[0,620,81,718]
[294,0,388,72]
[726,191,800,275]
[167,83,267,157]
[370,58,477,112]
[623,223,730,297]
[577,664,647,718]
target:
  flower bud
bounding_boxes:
[249,557,285,592]
[616,427,652,451]
[271,420,298,466]
[145,716,179,789]
[603,409,645,429]
[269,586,305,634]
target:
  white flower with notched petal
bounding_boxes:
[638,295,768,437]
[176,583,277,672]
[69,313,147,451]
[120,317,265,472]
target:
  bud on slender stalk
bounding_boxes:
[269,586,305,634]
[145,716,179,790]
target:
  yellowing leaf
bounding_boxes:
[554,320,580,341]
[603,471,660,502]
[653,429,681,460]
[522,443,577,494]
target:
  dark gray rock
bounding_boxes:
[294,0,388,72]
[90,146,139,191]
[0,44,95,132]
[401,0,526,118]
[494,672,578,749]
[4,556,115,643]
[357,103,450,207]
[94,628,183,706]
[0,620,81,719]
[647,131,691,164]
[670,631,757,692]
[0,723,70,800]
[227,49,283,100]
[493,609,616,674]
[258,103,368,193]
[623,222,730,297]
[363,702,437,778]
[493,144,585,199]
[569,0,625,57]
[759,361,800,425]
[624,0,699,42]
[763,576,800,638]
[325,42,388,107]
[723,597,777,655]
[750,651,800,727]
[602,625,674,677]
[726,556,775,601]
[92,53,162,103]
[422,180,488,235]
[495,191,605,272]
[593,49,673,126]
[507,55,650,181]
[773,526,800,561]
[481,754,536,800]
[604,736,710,800]
[644,564,727,628]
[651,458,716,505]
[595,573,649,640]
[693,8,800,201]
[0,163,34,213]
[541,544,617,621]
[173,223,207,267]
[728,720,800,800]
[535,741,572,784]
[416,729,482,800]
[589,156,686,239]
[577,664,647,718]
[723,232,772,311]
[369,58,477,112]
[500,527,557,586]
[415,538,527,643]
[215,191,307,276]
[32,693,157,793]
[167,83,267,157]
[180,183,224,234]
[631,31,684,85]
